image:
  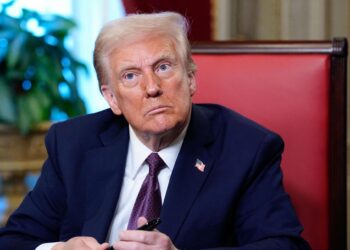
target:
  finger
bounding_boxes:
[81,237,100,247]
[114,240,152,250]
[119,230,158,245]
[78,237,108,249]
[67,237,97,248]
[137,216,148,228]
[98,242,111,250]
[117,231,175,250]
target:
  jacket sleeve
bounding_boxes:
[0,125,67,250]
[230,133,311,250]
[203,133,310,250]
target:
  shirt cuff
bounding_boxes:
[35,242,60,250]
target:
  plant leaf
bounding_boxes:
[7,32,29,68]
[17,93,44,134]
[39,15,76,37]
[0,78,16,123]
[0,13,20,30]
[1,7,87,132]
[17,96,32,134]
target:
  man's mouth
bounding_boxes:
[146,105,170,115]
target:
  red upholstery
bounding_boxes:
[192,53,330,250]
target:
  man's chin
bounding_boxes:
[147,126,173,136]
[135,117,187,138]
[144,122,181,137]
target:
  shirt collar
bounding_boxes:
[128,125,187,179]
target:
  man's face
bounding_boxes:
[101,35,196,138]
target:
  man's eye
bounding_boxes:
[120,72,139,87]
[157,63,170,72]
[124,72,136,80]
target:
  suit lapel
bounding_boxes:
[158,105,215,241]
[78,106,216,242]
[81,117,129,242]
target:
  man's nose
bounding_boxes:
[144,71,162,97]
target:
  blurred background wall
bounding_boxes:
[0,0,349,246]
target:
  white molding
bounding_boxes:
[281,0,290,39]
[212,0,233,40]
[309,0,326,39]
[71,0,125,113]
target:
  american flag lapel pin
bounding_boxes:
[195,159,205,172]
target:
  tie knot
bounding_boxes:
[146,153,165,176]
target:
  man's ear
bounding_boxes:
[188,73,197,96]
[101,84,122,115]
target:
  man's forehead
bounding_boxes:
[113,41,179,70]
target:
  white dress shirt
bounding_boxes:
[36,125,186,249]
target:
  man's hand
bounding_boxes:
[113,217,178,250]
[52,236,110,250]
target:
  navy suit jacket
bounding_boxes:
[0,104,310,249]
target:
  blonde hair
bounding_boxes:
[93,12,197,88]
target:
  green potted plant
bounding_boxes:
[0,1,87,221]
[0,1,87,134]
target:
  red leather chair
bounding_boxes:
[191,39,347,250]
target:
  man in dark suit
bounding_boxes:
[0,12,310,250]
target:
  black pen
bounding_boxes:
[136,217,161,231]
[108,218,161,250]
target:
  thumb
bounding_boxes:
[137,216,148,228]
[99,242,111,250]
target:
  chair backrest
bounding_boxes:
[191,39,347,250]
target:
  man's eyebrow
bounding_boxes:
[118,63,139,73]
[117,54,177,73]
[115,60,143,74]
[152,55,177,67]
